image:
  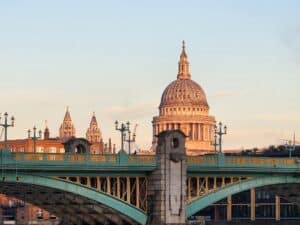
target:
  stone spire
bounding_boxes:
[177,40,191,80]
[44,120,50,140]
[86,112,102,144]
[59,107,76,140]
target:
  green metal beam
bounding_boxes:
[186,175,300,218]
[2,172,148,225]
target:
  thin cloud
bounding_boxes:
[255,113,299,123]
[104,101,157,120]
[281,26,300,63]
[209,90,238,99]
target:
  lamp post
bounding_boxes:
[115,121,129,151]
[285,140,295,159]
[213,126,218,153]
[28,126,42,153]
[0,112,15,150]
[125,128,136,155]
[214,122,227,154]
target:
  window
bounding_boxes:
[49,147,56,153]
[36,147,44,153]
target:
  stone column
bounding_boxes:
[174,123,178,130]
[275,195,280,221]
[186,123,190,140]
[251,188,256,221]
[227,195,232,221]
[148,130,187,225]
[152,123,156,142]
[194,124,197,140]
[200,124,204,141]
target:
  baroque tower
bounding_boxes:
[59,107,76,141]
[86,112,102,144]
[152,41,216,155]
[86,112,104,154]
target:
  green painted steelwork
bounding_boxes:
[2,150,300,173]
[2,149,300,222]
[187,154,300,174]
[186,175,300,218]
[1,150,300,176]
[2,172,148,225]
[0,150,156,175]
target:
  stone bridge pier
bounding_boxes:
[148,130,187,225]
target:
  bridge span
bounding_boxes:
[1,130,300,225]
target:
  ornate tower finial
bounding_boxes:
[44,120,50,140]
[86,112,102,144]
[59,107,76,140]
[177,40,190,80]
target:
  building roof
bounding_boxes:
[159,41,209,109]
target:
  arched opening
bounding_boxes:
[187,176,300,224]
[0,173,147,225]
[64,138,91,154]
[75,144,87,154]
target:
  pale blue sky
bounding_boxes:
[1,1,300,150]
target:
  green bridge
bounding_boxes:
[0,131,300,225]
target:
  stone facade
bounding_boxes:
[86,112,104,154]
[148,130,187,225]
[152,42,216,155]
[0,110,106,154]
[59,107,76,141]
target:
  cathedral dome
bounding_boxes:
[152,41,216,155]
[159,41,209,110]
[159,79,208,108]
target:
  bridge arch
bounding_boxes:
[1,172,147,225]
[186,175,300,218]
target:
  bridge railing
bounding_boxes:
[11,152,118,162]
[2,149,299,170]
[0,150,156,166]
[187,154,300,168]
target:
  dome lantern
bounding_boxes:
[177,40,191,80]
